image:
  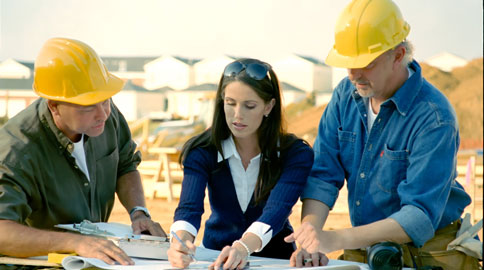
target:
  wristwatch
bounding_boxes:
[129,206,151,219]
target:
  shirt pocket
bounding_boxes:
[95,148,119,207]
[337,127,356,169]
[375,144,409,194]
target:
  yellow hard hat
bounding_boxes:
[33,38,124,106]
[325,0,410,68]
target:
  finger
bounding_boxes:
[293,223,309,239]
[319,252,329,266]
[95,252,116,265]
[131,222,143,235]
[284,233,295,243]
[289,251,297,267]
[294,249,305,268]
[103,244,134,265]
[213,246,230,269]
[185,240,197,255]
[223,249,240,269]
[147,222,165,237]
[303,255,313,267]
[167,246,190,268]
[237,256,248,270]
[310,252,319,266]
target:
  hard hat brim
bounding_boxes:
[325,47,387,69]
[34,73,125,106]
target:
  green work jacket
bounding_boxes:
[0,98,141,230]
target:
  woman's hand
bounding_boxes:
[167,231,196,268]
[209,242,249,270]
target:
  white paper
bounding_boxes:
[61,246,370,270]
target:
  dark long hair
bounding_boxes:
[180,58,299,204]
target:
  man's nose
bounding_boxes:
[95,104,109,121]
[348,68,362,80]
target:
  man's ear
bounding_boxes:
[47,100,60,116]
[393,45,406,66]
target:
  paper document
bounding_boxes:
[61,246,369,270]
[56,221,169,260]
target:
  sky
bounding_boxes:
[0,0,482,63]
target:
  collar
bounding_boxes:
[351,60,423,117]
[217,136,240,162]
[385,60,423,116]
[217,136,262,163]
[37,98,76,154]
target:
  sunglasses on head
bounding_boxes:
[223,60,270,80]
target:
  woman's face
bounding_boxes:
[223,81,274,141]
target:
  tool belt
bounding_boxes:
[340,220,482,270]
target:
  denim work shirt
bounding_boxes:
[302,61,471,247]
[0,98,141,230]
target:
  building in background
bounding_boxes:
[1,53,338,121]
[144,56,200,90]
[111,80,167,122]
[425,52,468,72]
[102,56,157,85]
[193,55,235,85]
[272,54,333,106]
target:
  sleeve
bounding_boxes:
[301,84,346,209]
[255,140,314,239]
[170,220,198,238]
[390,121,461,247]
[111,102,142,177]
[173,147,210,231]
[243,221,272,252]
[0,157,35,223]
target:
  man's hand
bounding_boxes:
[72,234,134,265]
[289,247,329,268]
[284,222,341,254]
[130,213,167,237]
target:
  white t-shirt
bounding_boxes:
[71,134,90,181]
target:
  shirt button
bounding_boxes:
[368,144,373,150]
[378,118,381,123]
[363,114,367,117]
[67,144,73,150]
[356,201,361,206]
[84,182,89,187]
[360,172,365,178]
[74,165,79,169]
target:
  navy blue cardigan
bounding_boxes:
[173,139,314,257]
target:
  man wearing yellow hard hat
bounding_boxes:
[285,0,480,269]
[0,38,166,264]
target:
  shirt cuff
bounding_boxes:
[242,222,272,252]
[170,220,198,239]
[300,175,339,209]
[389,204,435,247]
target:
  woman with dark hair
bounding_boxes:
[167,58,316,269]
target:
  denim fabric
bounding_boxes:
[302,61,471,247]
